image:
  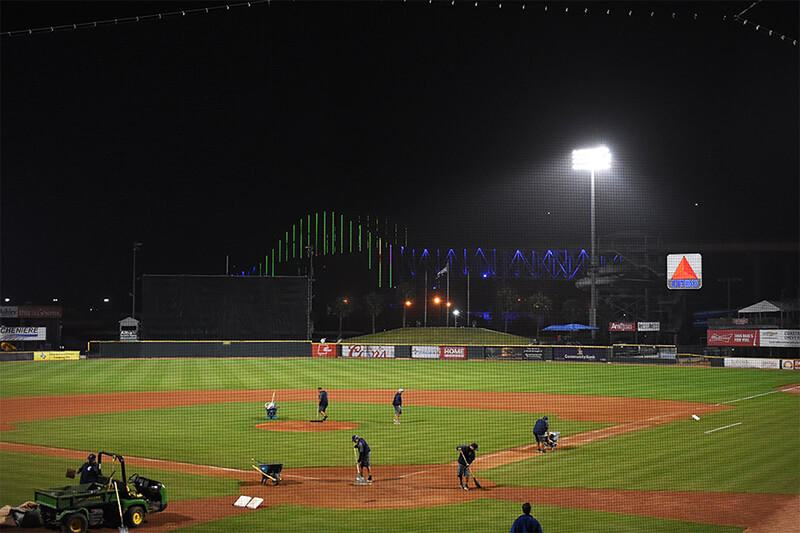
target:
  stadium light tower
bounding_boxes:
[572,146,612,340]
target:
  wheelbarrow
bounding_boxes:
[251,459,283,485]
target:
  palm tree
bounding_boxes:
[497,287,518,333]
[527,292,553,339]
[364,291,384,334]
[396,281,415,328]
[332,297,353,339]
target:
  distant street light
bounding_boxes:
[573,146,612,340]
[403,300,412,328]
[453,309,460,327]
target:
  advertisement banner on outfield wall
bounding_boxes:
[553,346,608,362]
[440,346,467,359]
[724,358,780,370]
[341,345,395,358]
[758,330,800,348]
[707,330,758,346]
[485,346,546,360]
[0,326,47,341]
[0,306,17,318]
[34,351,80,361]
[411,346,440,359]
[312,343,337,357]
[18,306,62,319]
[781,360,800,370]
[609,322,636,332]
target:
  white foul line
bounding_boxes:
[719,385,800,405]
[705,422,742,434]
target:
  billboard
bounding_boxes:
[312,343,337,357]
[143,275,308,340]
[485,346,546,360]
[609,322,636,332]
[0,326,47,341]
[34,351,80,361]
[341,345,395,358]
[667,253,702,289]
[724,358,780,370]
[707,330,758,346]
[759,330,800,348]
[440,346,467,359]
[411,346,440,359]
[638,322,661,332]
[553,346,608,362]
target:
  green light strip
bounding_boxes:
[323,211,327,255]
[340,214,344,254]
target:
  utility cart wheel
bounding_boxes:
[61,512,88,533]
[125,505,146,528]
[273,473,281,486]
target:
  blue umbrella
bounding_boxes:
[542,323,598,331]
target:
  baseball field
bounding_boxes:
[1,357,798,532]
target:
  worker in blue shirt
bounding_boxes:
[317,387,328,421]
[456,442,478,490]
[533,416,550,453]
[393,388,403,424]
[78,453,100,484]
[510,502,543,533]
[352,435,372,483]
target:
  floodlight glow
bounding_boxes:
[572,146,611,171]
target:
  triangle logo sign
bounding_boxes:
[672,256,698,280]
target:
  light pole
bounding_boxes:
[131,242,142,319]
[572,146,611,341]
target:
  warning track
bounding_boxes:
[2,388,797,532]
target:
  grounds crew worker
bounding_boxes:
[510,502,543,533]
[352,435,373,483]
[393,388,403,424]
[456,442,478,490]
[317,387,328,421]
[533,416,550,453]
[78,453,100,484]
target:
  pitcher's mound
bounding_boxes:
[256,420,360,432]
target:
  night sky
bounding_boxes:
[1,1,798,310]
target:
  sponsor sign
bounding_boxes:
[0,306,18,318]
[732,318,749,325]
[758,330,800,348]
[34,351,80,361]
[411,346,440,359]
[312,343,337,357]
[724,358,780,370]
[440,346,467,359]
[485,346,544,360]
[120,330,139,341]
[667,253,702,289]
[341,345,395,358]
[0,326,47,341]
[18,306,62,319]
[707,330,758,346]
[781,360,800,370]
[638,322,660,332]
[553,346,608,362]
[609,322,636,332]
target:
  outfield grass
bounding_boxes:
[174,501,745,533]
[2,358,797,403]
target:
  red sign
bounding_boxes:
[609,322,636,332]
[312,343,337,357]
[707,330,759,346]
[440,346,466,359]
[782,360,800,370]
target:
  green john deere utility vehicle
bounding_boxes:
[34,452,166,533]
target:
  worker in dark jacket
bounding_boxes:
[318,387,328,421]
[456,442,478,490]
[533,416,550,453]
[393,388,404,424]
[510,502,543,533]
[352,435,372,483]
[78,453,100,484]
